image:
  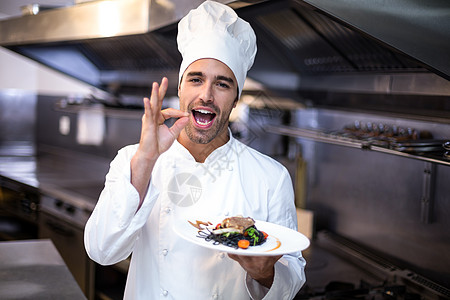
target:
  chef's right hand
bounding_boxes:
[138,77,189,161]
[131,77,189,205]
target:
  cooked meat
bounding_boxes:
[222,216,255,233]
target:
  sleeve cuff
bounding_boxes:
[245,262,288,300]
[245,272,270,300]
[245,256,306,300]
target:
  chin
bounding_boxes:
[185,125,216,144]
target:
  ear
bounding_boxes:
[232,96,238,108]
[233,87,239,108]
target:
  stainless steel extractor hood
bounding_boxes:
[1,0,449,101]
[0,0,224,98]
[241,0,450,95]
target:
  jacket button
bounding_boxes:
[219,252,225,259]
[162,249,168,256]
[165,207,171,214]
[162,290,168,296]
[212,293,218,299]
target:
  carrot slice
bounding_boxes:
[238,239,250,249]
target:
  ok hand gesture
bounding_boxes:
[139,77,189,161]
[131,77,189,204]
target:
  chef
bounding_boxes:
[84,1,306,299]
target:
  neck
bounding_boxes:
[178,129,230,163]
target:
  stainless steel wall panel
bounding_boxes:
[0,90,36,148]
[295,108,450,287]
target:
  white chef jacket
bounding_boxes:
[84,133,306,300]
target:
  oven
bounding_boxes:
[38,183,128,300]
[38,193,95,299]
[0,177,39,241]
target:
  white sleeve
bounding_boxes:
[246,166,307,300]
[84,145,159,265]
[246,255,307,300]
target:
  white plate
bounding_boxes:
[173,217,310,256]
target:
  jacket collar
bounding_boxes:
[172,128,235,164]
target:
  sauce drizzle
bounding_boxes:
[265,236,281,252]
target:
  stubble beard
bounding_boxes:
[184,101,231,145]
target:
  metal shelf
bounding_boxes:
[54,104,143,120]
[266,125,450,167]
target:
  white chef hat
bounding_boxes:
[177,0,257,98]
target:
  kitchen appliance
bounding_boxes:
[38,175,128,300]
[296,231,450,300]
[0,177,39,241]
[38,187,99,300]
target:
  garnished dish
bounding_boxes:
[188,216,268,249]
[174,215,310,256]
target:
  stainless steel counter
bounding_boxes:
[0,144,112,299]
[0,144,110,212]
[0,239,86,299]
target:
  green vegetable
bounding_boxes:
[245,227,259,245]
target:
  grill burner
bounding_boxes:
[296,280,422,300]
[295,231,450,300]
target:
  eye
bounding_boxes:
[217,81,230,89]
[189,77,202,83]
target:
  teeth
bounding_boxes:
[195,109,213,114]
[197,119,211,125]
[193,108,215,126]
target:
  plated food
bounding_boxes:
[188,216,268,249]
[174,215,310,256]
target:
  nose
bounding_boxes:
[199,82,213,103]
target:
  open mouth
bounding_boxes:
[192,108,216,128]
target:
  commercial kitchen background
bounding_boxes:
[1,1,450,300]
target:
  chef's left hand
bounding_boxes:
[228,254,282,288]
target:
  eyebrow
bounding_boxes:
[216,75,235,86]
[186,71,203,78]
